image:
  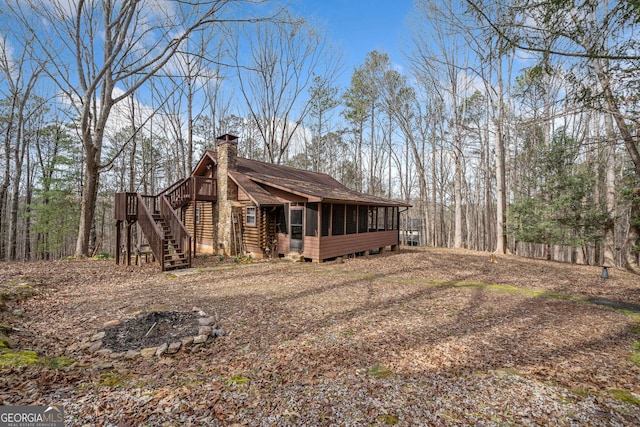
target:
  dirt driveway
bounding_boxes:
[1,248,639,426]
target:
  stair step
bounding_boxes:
[164,262,190,271]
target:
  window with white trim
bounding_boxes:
[246,206,257,226]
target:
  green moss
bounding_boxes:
[226,375,250,386]
[0,333,13,348]
[376,414,399,425]
[367,363,393,378]
[47,356,75,370]
[0,350,40,368]
[607,389,640,406]
[570,388,596,398]
[99,372,127,388]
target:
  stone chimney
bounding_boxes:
[217,133,238,174]
[216,133,239,256]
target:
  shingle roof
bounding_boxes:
[202,150,410,207]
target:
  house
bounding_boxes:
[115,134,410,270]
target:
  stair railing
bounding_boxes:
[136,193,166,270]
[164,177,193,209]
[160,194,192,267]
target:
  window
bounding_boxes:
[368,207,377,232]
[387,207,397,230]
[246,206,257,226]
[275,206,287,234]
[332,204,345,236]
[195,207,201,224]
[346,205,357,234]
[321,203,331,236]
[393,207,399,230]
[378,207,386,231]
[306,203,318,237]
[358,205,368,233]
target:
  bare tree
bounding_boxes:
[233,12,342,164]
[410,0,474,248]
[466,0,640,269]
[0,34,43,260]
[4,0,278,257]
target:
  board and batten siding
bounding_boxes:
[313,230,398,261]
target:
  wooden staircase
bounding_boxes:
[115,176,216,271]
[153,213,190,270]
[115,192,193,271]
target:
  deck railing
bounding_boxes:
[114,192,137,221]
[160,195,192,267]
[164,176,217,208]
[136,193,166,270]
[194,176,217,201]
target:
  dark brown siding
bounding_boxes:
[316,230,398,260]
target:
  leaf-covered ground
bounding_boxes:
[1,247,640,426]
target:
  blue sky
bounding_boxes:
[292,0,415,88]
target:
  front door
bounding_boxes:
[290,207,304,252]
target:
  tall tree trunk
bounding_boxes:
[431,127,438,246]
[369,103,375,194]
[593,59,640,272]
[76,145,101,257]
[603,112,617,267]
[625,198,640,273]
[453,147,463,248]
[494,119,507,254]
[483,118,492,251]
[24,152,33,260]
[494,62,508,254]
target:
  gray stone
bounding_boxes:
[79,341,93,350]
[110,352,125,359]
[96,362,114,370]
[198,326,212,336]
[12,309,24,317]
[198,317,214,326]
[88,341,103,353]
[155,343,168,357]
[181,336,194,347]
[167,341,181,354]
[124,350,140,359]
[140,347,157,359]
[95,348,113,357]
[212,328,226,338]
[90,331,105,342]
[193,334,208,344]
[103,319,121,328]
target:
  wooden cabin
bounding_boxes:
[115,134,410,270]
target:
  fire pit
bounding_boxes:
[83,309,225,359]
